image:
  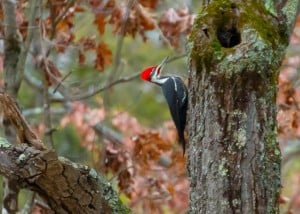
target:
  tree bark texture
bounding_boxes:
[0,143,130,214]
[187,1,292,213]
[2,0,21,98]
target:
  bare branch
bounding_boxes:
[47,72,140,102]
[68,72,140,101]
[53,71,72,94]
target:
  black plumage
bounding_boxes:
[140,56,188,153]
[160,76,188,153]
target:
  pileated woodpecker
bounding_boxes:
[140,56,188,153]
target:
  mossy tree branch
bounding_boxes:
[0,142,130,214]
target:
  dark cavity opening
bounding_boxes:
[217,27,241,48]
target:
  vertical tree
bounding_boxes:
[188,0,299,213]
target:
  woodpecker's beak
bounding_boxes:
[155,56,169,76]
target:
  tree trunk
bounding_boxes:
[2,0,23,212]
[187,1,297,213]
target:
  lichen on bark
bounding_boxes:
[0,144,130,214]
[187,1,289,213]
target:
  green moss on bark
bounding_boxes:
[189,1,288,70]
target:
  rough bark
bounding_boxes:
[187,1,297,213]
[0,142,130,214]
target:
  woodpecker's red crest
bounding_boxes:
[140,56,169,82]
[140,66,156,81]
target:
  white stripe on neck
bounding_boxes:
[151,76,168,85]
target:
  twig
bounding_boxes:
[23,73,69,103]
[67,72,140,101]
[53,71,72,93]
[107,0,136,84]
[25,70,139,102]
[16,0,39,89]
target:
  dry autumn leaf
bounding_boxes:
[91,0,116,35]
[138,0,159,9]
[94,42,112,71]
[109,3,155,41]
[94,14,106,35]
[159,6,195,47]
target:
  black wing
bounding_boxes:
[161,77,188,153]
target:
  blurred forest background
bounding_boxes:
[0,0,300,213]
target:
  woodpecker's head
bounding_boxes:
[140,56,169,83]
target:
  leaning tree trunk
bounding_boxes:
[187,1,298,213]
